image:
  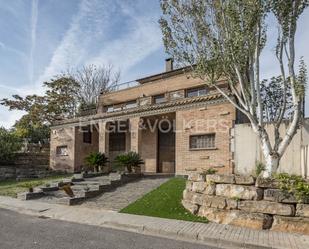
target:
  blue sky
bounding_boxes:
[0,0,308,128]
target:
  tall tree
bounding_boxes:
[1,76,80,142]
[160,0,308,177]
[70,64,120,109]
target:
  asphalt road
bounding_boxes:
[0,208,220,249]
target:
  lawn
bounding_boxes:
[120,177,208,223]
[0,174,72,198]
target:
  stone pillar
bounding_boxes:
[129,117,141,153]
[98,121,109,156]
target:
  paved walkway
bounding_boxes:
[80,176,170,211]
[0,196,309,249]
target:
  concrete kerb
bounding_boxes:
[0,196,308,249]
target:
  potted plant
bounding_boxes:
[84,152,109,173]
[114,151,144,173]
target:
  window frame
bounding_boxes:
[186,87,208,98]
[153,94,166,104]
[56,145,68,156]
[189,133,216,150]
[82,127,92,144]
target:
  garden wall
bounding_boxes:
[233,119,309,178]
[182,172,309,235]
[0,152,53,180]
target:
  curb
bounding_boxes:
[0,198,308,249]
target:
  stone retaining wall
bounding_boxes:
[182,173,309,235]
[0,153,51,180]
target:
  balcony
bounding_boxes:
[109,80,140,92]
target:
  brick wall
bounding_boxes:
[175,102,236,175]
[50,126,99,173]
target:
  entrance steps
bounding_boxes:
[17,172,142,206]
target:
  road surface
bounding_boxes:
[0,208,220,249]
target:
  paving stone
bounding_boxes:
[80,177,170,211]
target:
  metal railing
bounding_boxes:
[108,80,140,92]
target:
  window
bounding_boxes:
[56,146,68,156]
[82,127,92,144]
[189,134,215,149]
[125,100,137,109]
[186,87,207,98]
[153,94,166,104]
[106,106,114,112]
[109,133,126,151]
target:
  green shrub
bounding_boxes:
[255,161,265,176]
[84,152,109,172]
[114,152,144,173]
[0,127,22,164]
[274,173,309,202]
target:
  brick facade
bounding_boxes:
[175,103,236,175]
[50,65,237,174]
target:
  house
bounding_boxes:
[50,59,242,175]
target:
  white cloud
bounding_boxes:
[36,0,111,86]
[87,1,162,79]
[29,0,38,85]
[88,17,162,77]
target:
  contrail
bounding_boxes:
[29,0,38,85]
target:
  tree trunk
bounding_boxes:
[262,153,280,178]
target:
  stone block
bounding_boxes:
[182,200,199,214]
[183,190,204,205]
[235,175,255,185]
[191,182,207,193]
[264,189,297,203]
[204,183,216,195]
[206,174,235,184]
[203,195,227,209]
[188,172,205,182]
[271,216,309,235]
[226,199,238,209]
[296,204,309,218]
[17,191,45,200]
[185,181,193,191]
[239,200,295,216]
[198,207,272,230]
[255,176,279,188]
[216,184,263,200]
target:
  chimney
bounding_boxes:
[165,58,174,72]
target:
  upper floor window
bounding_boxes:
[186,87,207,98]
[189,134,215,150]
[107,106,114,112]
[153,94,166,104]
[125,100,137,109]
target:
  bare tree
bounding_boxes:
[71,64,120,108]
[160,0,308,177]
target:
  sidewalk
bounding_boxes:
[0,196,309,249]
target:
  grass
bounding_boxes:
[120,177,208,223]
[0,174,72,198]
